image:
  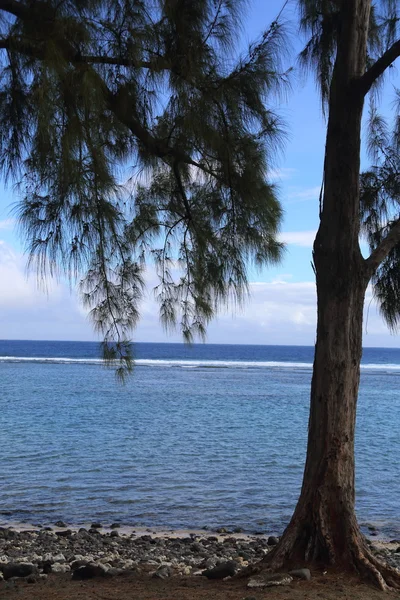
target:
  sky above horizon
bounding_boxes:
[0,0,399,348]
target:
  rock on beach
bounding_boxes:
[0,526,398,586]
[0,526,272,581]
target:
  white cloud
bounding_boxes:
[0,240,61,308]
[269,168,297,182]
[0,218,15,230]
[0,239,397,347]
[279,230,316,248]
[286,186,321,204]
[0,240,94,340]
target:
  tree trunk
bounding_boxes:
[254,0,400,589]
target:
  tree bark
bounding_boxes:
[254,0,400,589]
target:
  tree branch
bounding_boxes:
[358,39,400,96]
[365,219,400,275]
[0,36,171,71]
[80,53,169,71]
[0,0,28,19]
[0,7,225,184]
[0,35,206,172]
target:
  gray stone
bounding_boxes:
[52,553,66,563]
[201,557,217,569]
[190,542,203,553]
[202,561,236,579]
[55,521,67,528]
[152,566,172,579]
[41,561,53,574]
[70,559,89,571]
[56,529,72,537]
[106,567,125,576]
[247,573,293,588]
[289,568,311,581]
[2,562,38,580]
[267,536,279,546]
[51,563,70,573]
[71,563,107,580]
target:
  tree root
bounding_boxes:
[239,525,400,591]
[351,545,400,591]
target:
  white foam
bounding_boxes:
[0,356,102,364]
[0,356,399,371]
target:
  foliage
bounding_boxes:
[0,0,289,376]
[361,98,400,330]
[299,0,399,108]
[299,0,400,331]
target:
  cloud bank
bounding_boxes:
[0,239,396,347]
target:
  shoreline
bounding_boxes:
[0,521,399,588]
[0,518,398,543]
[0,521,259,540]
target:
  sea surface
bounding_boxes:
[0,340,399,538]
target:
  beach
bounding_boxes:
[1,523,400,599]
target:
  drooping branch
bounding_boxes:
[358,39,400,96]
[0,36,44,58]
[0,0,285,367]
[365,218,400,276]
[0,37,169,71]
[79,54,167,70]
[0,32,222,184]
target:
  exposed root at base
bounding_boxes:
[235,562,269,579]
[354,548,400,591]
[242,531,400,591]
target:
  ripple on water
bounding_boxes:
[0,352,399,536]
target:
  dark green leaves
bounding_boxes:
[361,100,400,331]
[0,0,287,376]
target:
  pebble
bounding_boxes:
[289,568,311,581]
[202,561,236,579]
[0,527,398,585]
[1,562,38,580]
[152,566,172,579]
[248,573,293,588]
[51,563,71,573]
[267,536,279,546]
[72,563,107,580]
[56,530,72,537]
[0,527,273,581]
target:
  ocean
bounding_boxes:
[0,340,399,538]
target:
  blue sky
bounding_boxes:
[0,0,398,347]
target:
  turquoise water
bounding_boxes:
[0,340,399,537]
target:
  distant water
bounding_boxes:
[0,340,399,538]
